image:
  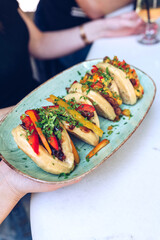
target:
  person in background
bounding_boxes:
[34,0,140,83]
[0,0,144,239]
[0,0,145,117]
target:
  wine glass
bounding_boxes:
[136,0,160,44]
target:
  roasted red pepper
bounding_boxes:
[20,115,39,154]
[48,134,59,151]
[72,80,78,85]
[25,110,52,155]
[20,115,32,129]
[27,132,39,155]
[42,105,59,110]
[91,65,98,73]
[77,104,95,113]
[91,81,104,89]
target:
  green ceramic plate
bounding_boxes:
[0,59,156,183]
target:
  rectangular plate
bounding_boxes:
[0,59,156,183]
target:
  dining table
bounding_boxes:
[30,7,160,240]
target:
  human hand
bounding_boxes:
[0,106,14,121]
[0,160,81,198]
[104,11,146,38]
[84,11,146,42]
[0,160,81,223]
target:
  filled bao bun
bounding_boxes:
[108,79,120,96]
[89,67,120,96]
[64,93,99,146]
[96,62,137,105]
[69,82,116,121]
[12,124,74,175]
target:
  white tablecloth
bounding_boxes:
[30,22,160,240]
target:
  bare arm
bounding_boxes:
[18,9,85,60]
[0,161,81,224]
[18,9,144,61]
[0,163,24,224]
[0,106,14,121]
[76,0,134,19]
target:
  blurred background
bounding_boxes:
[17,0,39,12]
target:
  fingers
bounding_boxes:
[117,14,146,36]
[119,17,144,28]
[119,11,145,30]
[33,176,82,193]
[51,177,82,189]
[121,11,141,20]
[0,159,82,194]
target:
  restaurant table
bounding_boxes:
[30,18,160,240]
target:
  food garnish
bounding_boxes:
[80,66,122,106]
[122,109,131,117]
[20,114,39,154]
[48,94,103,137]
[86,139,110,160]
[104,56,144,98]
[25,110,52,155]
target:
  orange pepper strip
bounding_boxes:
[70,139,80,164]
[86,139,110,160]
[107,126,113,131]
[26,110,52,155]
[122,109,131,117]
[46,97,52,103]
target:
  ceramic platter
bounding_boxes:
[0,59,156,183]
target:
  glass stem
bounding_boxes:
[145,22,157,40]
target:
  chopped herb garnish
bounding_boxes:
[55,130,62,140]
[35,108,62,139]
[86,156,90,162]
[30,129,34,134]
[92,101,97,106]
[80,95,88,100]
[75,144,80,152]
[111,124,119,128]
[108,130,113,135]
[58,173,70,179]
[86,88,90,95]
[21,114,26,120]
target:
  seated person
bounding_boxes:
[34,0,143,82]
